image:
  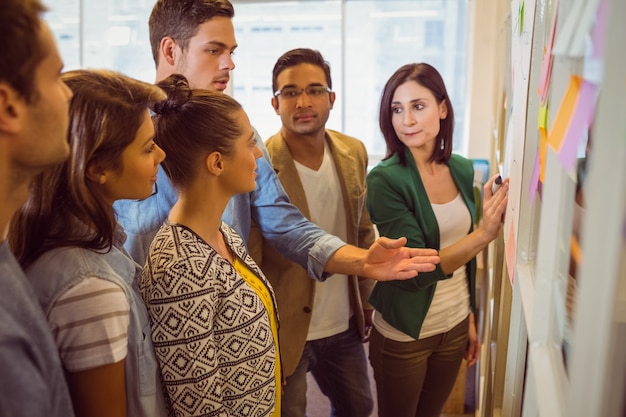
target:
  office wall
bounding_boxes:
[464,0,509,161]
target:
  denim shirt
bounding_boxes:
[0,243,75,417]
[25,227,168,417]
[114,135,344,280]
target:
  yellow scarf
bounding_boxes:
[233,257,281,416]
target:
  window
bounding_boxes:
[44,0,468,159]
[233,1,469,158]
[424,20,444,48]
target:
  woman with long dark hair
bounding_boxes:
[10,69,168,417]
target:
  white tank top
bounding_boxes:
[294,142,351,340]
[373,192,471,341]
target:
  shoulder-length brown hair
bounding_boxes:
[379,63,454,166]
[10,69,165,268]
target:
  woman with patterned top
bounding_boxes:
[140,74,280,417]
[9,69,168,417]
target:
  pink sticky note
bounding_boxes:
[592,0,608,58]
[506,223,516,284]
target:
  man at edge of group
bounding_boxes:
[0,1,75,415]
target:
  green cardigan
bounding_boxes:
[366,148,477,339]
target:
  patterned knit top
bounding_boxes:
[140,221,279,417]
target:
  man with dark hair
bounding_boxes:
[116,0,439,295]
[0,1,75,415]
[248,47,375,417]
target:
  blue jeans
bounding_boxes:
[281,319,374,417]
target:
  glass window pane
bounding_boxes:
[44,0,80,71]
[344,0,468,158]
[234,1,468,157]
[45,0,155,82]
[82,1,155,82]
[43,0,468,158]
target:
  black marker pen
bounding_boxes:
[491,175,503,194]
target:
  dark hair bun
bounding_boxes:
[152,74,192,115]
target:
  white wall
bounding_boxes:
[464,0,509,163]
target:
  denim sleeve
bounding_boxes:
[250,141,345,281]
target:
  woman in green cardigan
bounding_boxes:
[366,63,509,417]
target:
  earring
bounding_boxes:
[440,138,445,150]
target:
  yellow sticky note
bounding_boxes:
[571,235,582,265]
[548,75,581,150]
[537,103,548,129]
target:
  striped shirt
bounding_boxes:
[48,277,130,371]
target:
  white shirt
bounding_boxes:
[295,143,351,340]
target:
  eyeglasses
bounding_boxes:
[273,86,332,99]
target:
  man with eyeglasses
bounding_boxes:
[247,48,375,417]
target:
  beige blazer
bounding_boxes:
[247,129,376,378]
